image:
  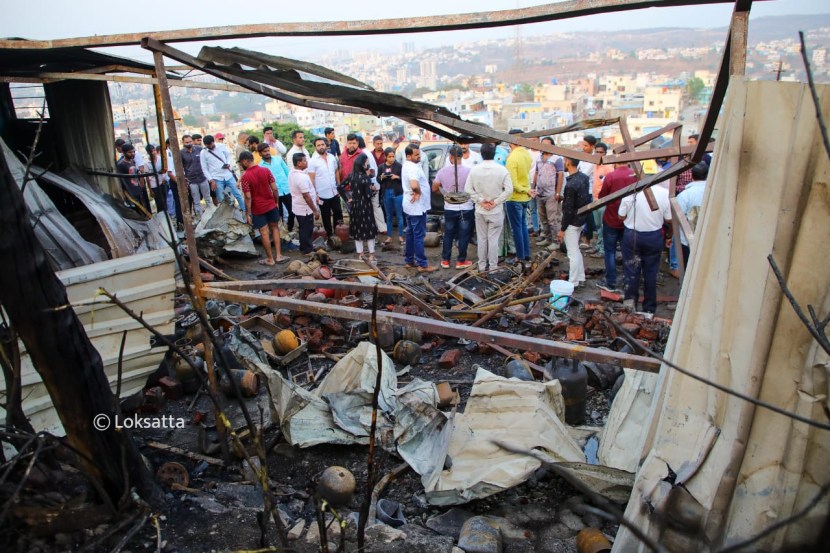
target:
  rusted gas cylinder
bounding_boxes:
[393,340,421,366]
[335,223,350,244]
[550,358,588,425]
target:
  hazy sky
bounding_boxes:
[2,0,828,63]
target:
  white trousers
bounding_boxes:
[372,193,387,233]
[564,225,585,285]
[475,210,504,271]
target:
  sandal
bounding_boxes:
[383,238,392,245]
[274,256,289,264]
[257,258,276,267]
[367,254,377,264]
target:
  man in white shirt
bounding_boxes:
[577,135,599,248]
[289,154,320,254]
[142,143,169,217]
[675,162,709,268]
[401,144,436,272]
[308,137,342,239]
[200,135,245,211]
[443,139,483,169]
[576,135,597,183]
[618,184,672,313]
[286,130,309,171]
[467,143,514,272]
[263,126,288,155]
[397,135,430,176]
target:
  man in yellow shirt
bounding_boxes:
[505,129,533,262]
[246,135,277,165]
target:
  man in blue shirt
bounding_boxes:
[675,162,708,267]
[258,142,292,230]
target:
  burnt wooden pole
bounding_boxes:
[147,43,229,460]
[0,143,159,506]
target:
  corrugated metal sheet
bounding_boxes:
[2,135,106,269]
[1,248,176,435]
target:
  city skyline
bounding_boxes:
[2,0,828,65]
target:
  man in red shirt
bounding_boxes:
[597,164,637,291]
[339,133,361,181]
[238,151,288,266]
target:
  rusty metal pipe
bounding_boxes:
[200,285,661,372]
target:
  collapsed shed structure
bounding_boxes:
[0,0,828,551]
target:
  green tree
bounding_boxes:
[514,83,534,102]
[242,122,316,154]
[182,114,199,126]
[687,77,705,102]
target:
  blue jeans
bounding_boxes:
[528,198,539,232]
[383,189,404,239]
[505,201,531,260]
[442,208,474,262]
[214,178,245,211]
[404,213,427,267]
[602,224,625,288]
[669,239,678,270]
[622,228,663,313]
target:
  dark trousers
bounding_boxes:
[319,196,343,238]
[168,176,184,225]
[682,244,690,267]
[442,208,474,262]
[622,228,663,313]
[602,224,625,288]
[279,193,295,231]
[153,183,169,216]
[296,213,314,254]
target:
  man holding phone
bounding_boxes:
[201,134,245,212]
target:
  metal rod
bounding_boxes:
[200,285,662,372]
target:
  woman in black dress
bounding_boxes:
[343,153,378,262]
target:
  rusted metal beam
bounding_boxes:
[670,197,695,248]
[619,115,658,211]
[206,279,448,321]
[152,51,202,296]
[668,127,685,277]
[144,40,602,161]
[611,123,683,154]
[0,72,256,93]
[0,1,748,50]
[601,143,701,165]
[206,279,401,293]
[730,1,753,76]
[577,160,693,215]
[75,63,157,76]
[200,286,662,372]
[692,8,734,164]
[141,38,372,115]
[471,249,558,328]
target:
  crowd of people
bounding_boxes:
[114,127,711,313]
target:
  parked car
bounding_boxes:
[417,142,482,213]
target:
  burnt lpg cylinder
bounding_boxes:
[549,358,588,425]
